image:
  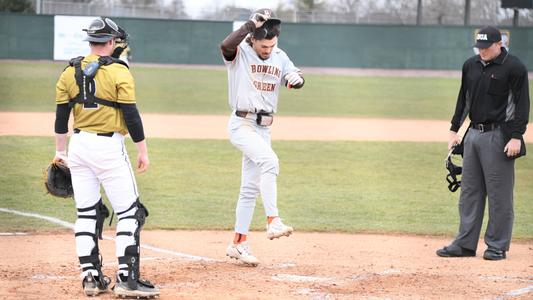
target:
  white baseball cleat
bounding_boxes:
[226,242,260,267]
[266,217,294,240]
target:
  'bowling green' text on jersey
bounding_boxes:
[224,41,300,113]
[55,54,135,135]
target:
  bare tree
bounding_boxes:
[0,0,35,12]
[166,0,187,18]
[381,0,417,25]
[293,0,327,11]
[332,0,361,22]
[424,0,464,25]
[291,0,328,22]
[470,0,509,24]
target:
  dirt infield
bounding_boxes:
[2,112,533,142]
[1,230,532,299]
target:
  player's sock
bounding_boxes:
[233,233,247,244]
[267,216,278,224]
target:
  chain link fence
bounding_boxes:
[37,0,533,26]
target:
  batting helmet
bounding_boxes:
[250,8,281,40]
[83,17,128,43]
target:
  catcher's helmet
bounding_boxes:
[445,145,463,193]
[83,17,128,43]
[250,8,281,40]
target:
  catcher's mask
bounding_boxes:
[250,8,281,40]
[445,145,463,193]
[83,17,129,44]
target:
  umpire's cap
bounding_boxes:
[474,26,501,49]
[83,17,127,43]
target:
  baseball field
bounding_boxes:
[0,60,532,299]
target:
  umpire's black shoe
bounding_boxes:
[483,247,506,260]
[436,244,476,257]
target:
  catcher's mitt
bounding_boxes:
[44,162,73,198]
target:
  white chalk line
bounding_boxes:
[503,285,533,297]
[102,256,174,266]
[0,207,218,263]
[478,275,533,299]
[0,232,28,236]
[31,274,77,280]
[480,275,533,284]
[273,268,401,286]
[289,269,400,299]
[491,285,533,300]
[0,208,75,230]
[272,273,333,283]
[9,207,530,299]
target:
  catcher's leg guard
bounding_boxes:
[75,198,110,291]
[115,198,158,296]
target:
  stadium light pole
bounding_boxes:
[416,0,422,25]
[464,0,471,25]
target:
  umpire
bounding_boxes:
[437,26,530,260]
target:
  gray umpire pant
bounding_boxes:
[452,127,515,252]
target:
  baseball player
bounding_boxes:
[53,17,159,297]
[220,8,305,266]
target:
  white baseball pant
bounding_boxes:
[68,130,139,277]
[228,112,280,235]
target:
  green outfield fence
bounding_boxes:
[1,13,532,70]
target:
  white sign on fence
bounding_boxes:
[53,15,96,61]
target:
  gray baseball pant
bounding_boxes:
[452,127,515,252]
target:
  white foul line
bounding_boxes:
[0,207,218,262]
[0,232,28,236]
[272,273,333,283]
[504,285,533,297]
[0,208,75,230]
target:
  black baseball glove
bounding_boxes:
[44,162,74,198]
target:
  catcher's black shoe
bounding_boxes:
[82,273,111,296]
[436,244,475,257]
[113,274,160,298]
[483,247,506,260]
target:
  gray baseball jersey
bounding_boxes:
[224,41,300,113]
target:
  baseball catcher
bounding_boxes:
[53,17,158,298]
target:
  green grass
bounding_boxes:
[0,60,503,119]
[1,136,531,239]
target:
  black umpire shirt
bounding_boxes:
[450,47,530,139]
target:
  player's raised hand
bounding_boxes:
[250,13,268,28]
